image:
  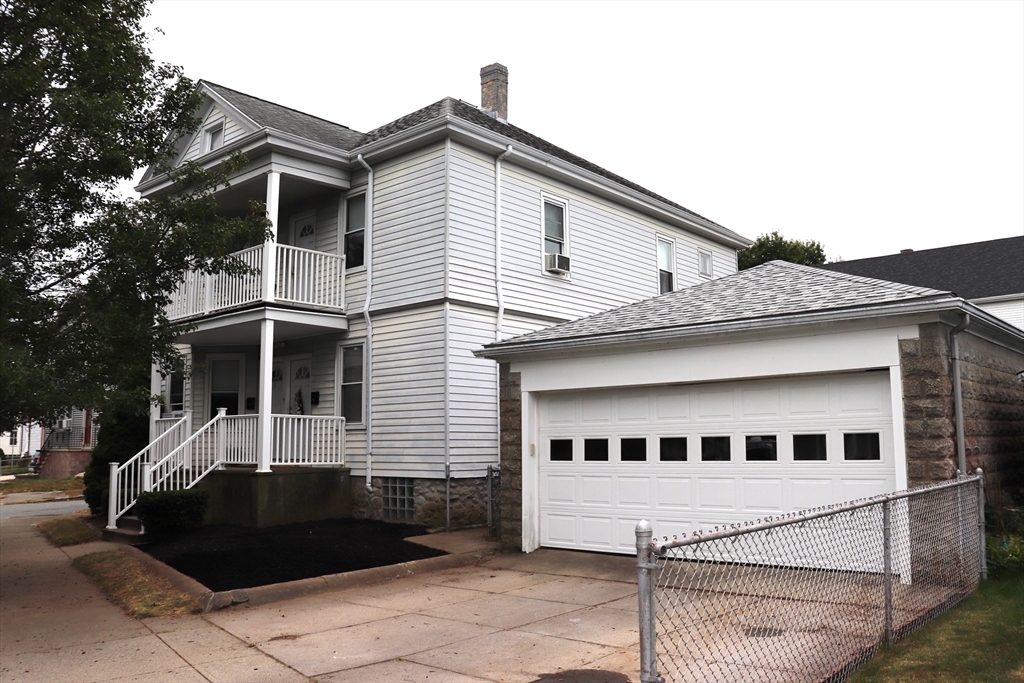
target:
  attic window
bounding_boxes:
[204,123,224,153]
[698,250,713,278]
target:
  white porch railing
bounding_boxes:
[271,415,346,465]
[165,243,344,321]
[106,413,190,529]
[106,412,346,530]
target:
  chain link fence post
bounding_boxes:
[977,468,987,580]
[882,496,893,646]
[636,520,663,683]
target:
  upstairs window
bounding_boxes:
[204,123,224,154]
[657,237,675,294]
[543,200,566,256]
[345,194,366,269]
[698,250,713,278]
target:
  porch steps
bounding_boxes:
[101,515,146,544]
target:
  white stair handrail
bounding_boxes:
[148,408,226,492]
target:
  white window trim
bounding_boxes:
[342,191,367,272]
[698,249,714,278]
[791,431,831,463]
[336,342,366,428]
[539,193,570,277]
[656,235,676,294]
[742,432,781,462]
[203,121,224,155]
[840,429,885,462]
[204,353,246,418]
[699,433,733,462]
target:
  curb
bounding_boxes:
[121,544,498,613]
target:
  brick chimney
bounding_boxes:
[480,63,508,120]
[900,249,914,254]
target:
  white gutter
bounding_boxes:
[357,154,374,493]
[475,296,1023,361]
[949,313,970,473]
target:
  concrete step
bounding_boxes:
[102,516,147,544]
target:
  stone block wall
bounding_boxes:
[349,475,488,528]
[901,321,1024,498]
[498,363,523,552]
[39,449,91,479]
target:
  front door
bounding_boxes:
[209,358,241,419]
[288,360,312,415]
[284,211,316,303]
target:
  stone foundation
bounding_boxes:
[196,467,352,528]
[349,475,489,528]
[39,449,91,479]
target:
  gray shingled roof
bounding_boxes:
[202,82,741,240]
[204,82,368,151]
[482,261,951,351]
[819,236,1024,299]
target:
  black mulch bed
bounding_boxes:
[141,518,447,591]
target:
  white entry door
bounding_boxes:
[537,372,897,557]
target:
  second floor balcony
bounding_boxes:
[166,242,345,322]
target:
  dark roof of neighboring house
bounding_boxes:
[202,83,741,239]
[204,82,368,151]
[481,261,951,352]
[819,237,1024,300]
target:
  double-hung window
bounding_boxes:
[204,123,223,154]
[345,194,366,269]
[698,250,713,278]
[657,237,675,294]
[340,345,364,424]
[543,200,566,256]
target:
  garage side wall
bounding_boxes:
[959,332,1024,496]
[899,323,957,486]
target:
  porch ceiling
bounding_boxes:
[174,306,348,346]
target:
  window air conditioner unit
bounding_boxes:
[58,418,72,430]
[544,253,571,274]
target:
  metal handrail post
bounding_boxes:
[106,462,119,530]
[883,498,893,645]
[977,468,987,580]
[636,520,663,683]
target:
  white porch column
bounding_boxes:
[262,171,280,304]
[256,318,275,473]
[149,364,162,442]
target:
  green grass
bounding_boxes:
[73,551,201,619]
[0,477,84,497]
[37,516,98,546]
[0,466,29,475]
[849,570,1024,682]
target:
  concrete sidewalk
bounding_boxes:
[1,511,641,682]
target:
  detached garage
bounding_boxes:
[477,261,1024,554]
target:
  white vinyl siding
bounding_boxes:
[448,145,497,307]
[369,144,447,310]
[448,305,500,476]
[180,104,247,164]
[975,297,1024,330]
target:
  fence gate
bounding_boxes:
[636,471,986,683]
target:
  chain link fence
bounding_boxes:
[636,471,986,683]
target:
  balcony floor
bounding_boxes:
[174,305,348,345]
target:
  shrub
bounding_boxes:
[135,489,209,538]
[987,534,1024,576]
[83,410,149,515]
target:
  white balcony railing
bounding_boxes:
[165,243,344,321]
[271,415,346,466]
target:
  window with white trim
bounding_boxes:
[657,237,675,294]
[698,250,713,278]
[340,344,363,424]
[204,123,224,154]
[543,199,566,256]
[163,366,185,417]
[344,194,366,269]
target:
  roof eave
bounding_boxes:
[475,297,1023,361]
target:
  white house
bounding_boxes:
[110,65,752,530]
[475,261,1024,554]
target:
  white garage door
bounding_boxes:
[538,371,897,554]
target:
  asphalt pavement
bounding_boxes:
[0,498,87,519]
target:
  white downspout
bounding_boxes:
[949,313,970,474]
[494,145,513,341]
[357,154,374,493]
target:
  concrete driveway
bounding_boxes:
[1,509,641,682]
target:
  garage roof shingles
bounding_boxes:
[483,261,950,350]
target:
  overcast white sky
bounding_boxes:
[139,0,1023,261]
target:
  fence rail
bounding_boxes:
[270,415,345,465]
[636,471,986,683]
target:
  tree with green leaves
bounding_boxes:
[737,231,828,270]
[0,0,270,432]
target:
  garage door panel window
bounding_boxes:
[701,436,731,461]
[584,438,609,462]
[550,439,573,462]
[745,435,778,461]
[620,437,647,462]
[793,433,828,461]
[660,437,687,462]
[843,432,881,461]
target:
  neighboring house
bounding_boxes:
[38,408,98,478]
[476,261,1024,554]
[115,64,752,530]
[820,237,1024,330]
[0,425,42,459]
